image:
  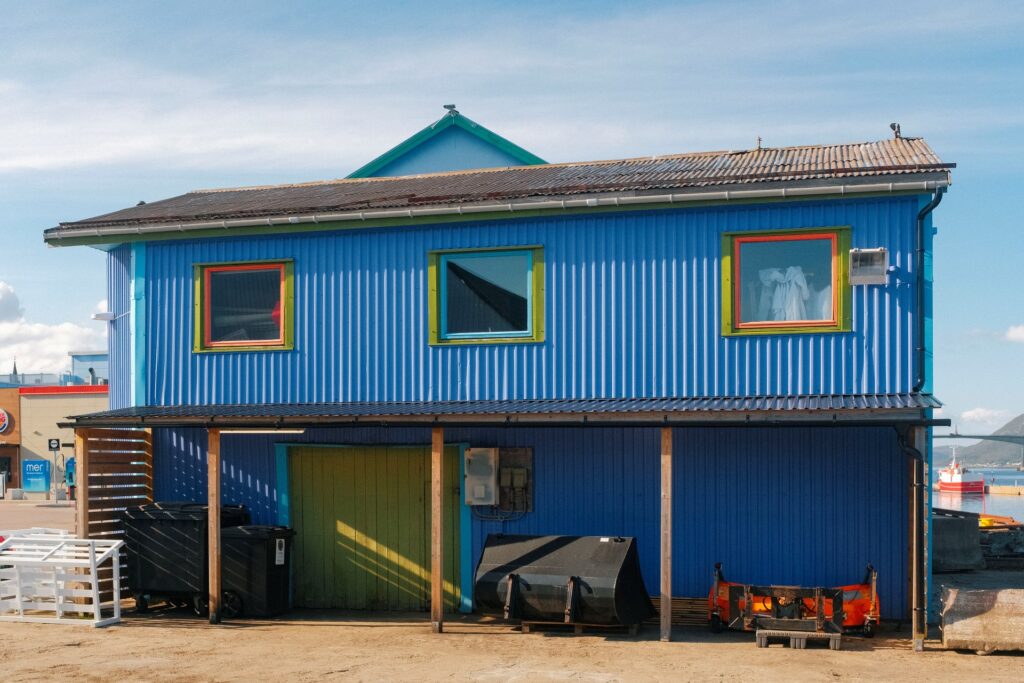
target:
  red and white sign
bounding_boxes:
[0,408,9,434]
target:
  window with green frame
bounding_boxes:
[721,227,851,336]
[428,247,545,345]
[193,260,295,352]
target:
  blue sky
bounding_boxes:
[1,0,1022,436]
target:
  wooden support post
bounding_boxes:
[431,425,444,633]
[207,428,222,625]
[75,430,88,539]
[910,426,927,652]
[660,426,673,642]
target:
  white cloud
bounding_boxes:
[0,282,105,374]
[0,1,1021,176]
[0,283,24,322]
[959,407,1012,429]
[1006,325,1024,343]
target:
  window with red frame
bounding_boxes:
[733,232,838,328]
[201,262,287,348]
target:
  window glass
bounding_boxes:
[736,236,834,324]
[208,267,283,343]
[442,251,531,337]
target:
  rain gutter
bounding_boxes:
[913,186,946,393]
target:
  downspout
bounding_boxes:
[897,428,927,650]
[913,186,946,393]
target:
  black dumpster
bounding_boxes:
[474,534,653,626]
[123,501,249,610]
[222,525,295,617]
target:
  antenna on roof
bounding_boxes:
[890,122,901,140]
[756,136,762,150]
[443,104,458,116]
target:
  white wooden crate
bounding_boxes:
[0,528,69,541]
[0,536,124,627]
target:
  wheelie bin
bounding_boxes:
[123,501,249,612]
[222,525,295,617]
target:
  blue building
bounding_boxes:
[47,121,952,644]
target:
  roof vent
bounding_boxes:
[890,122,901,140]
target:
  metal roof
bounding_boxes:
[63,393,944,429]
[48,137,952,238]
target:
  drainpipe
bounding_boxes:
[898,428,927,651]
[913,187,946,394]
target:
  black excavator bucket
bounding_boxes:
[474,534,654,626]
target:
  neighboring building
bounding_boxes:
[0,351,108,389]
[347,106,545,178]
[19,385,109,473]
[0,385,108,497]
[47,126,952,644]
[68,350,109,386]
[0,387,22,489]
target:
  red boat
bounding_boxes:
[937,452,984,494]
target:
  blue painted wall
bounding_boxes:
[106,244,132,410]
[370,126,531,177]
[134,196,924,406]
[154,425,908,618]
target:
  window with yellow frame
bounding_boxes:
[193,260,295,352]
[428,247,545,345]
[721,227,852,336]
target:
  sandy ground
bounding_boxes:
[2,502,1021,682]
[1,611,1022,682]
[0,500,76,533]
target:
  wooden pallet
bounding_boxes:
[645,596,709,627]
[756,628,842,650]
[520,620,640,636]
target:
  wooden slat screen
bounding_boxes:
[75,428,153,599]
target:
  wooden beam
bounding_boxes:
[660,426,673,642]
[207,428,222,624]
[431,425,444,633]
[74,430,88,539]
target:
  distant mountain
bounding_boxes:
[956,413,1024,466]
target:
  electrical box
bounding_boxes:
[498,448,533,512]
[849,248,889,285]
[464,448,498,506]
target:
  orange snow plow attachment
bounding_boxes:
[708,563,880,637]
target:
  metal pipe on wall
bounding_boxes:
[898,427,927,651]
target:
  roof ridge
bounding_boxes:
[191,138,937,195]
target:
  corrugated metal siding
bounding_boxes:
[106,244,132,410]
[145,197,920,405]
[152,424,908,618]
[671,427,907,615]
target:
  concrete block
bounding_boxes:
[941,587,1024,652]
[933,516,985,572]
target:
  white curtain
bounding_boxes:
[755,266,830,321]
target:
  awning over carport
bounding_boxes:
[60,393,946,429]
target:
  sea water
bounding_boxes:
[932,467,1024,519]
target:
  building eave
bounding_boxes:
[43,173,950,248]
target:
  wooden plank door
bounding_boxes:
[289,445,460,611]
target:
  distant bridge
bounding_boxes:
[934,433,1024,469]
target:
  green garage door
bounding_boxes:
[289,445,461,612]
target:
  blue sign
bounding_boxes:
[22,460,51,493]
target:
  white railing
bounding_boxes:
[0,535,124,627]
